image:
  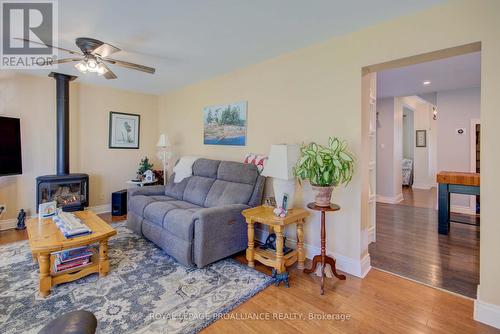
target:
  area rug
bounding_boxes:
[0,224,272,334]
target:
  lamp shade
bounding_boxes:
[156,134,171,148]
[261,144,299,180]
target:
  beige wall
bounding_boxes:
[158,0,500,311]
[0,73,159,222]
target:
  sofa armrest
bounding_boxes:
[192,204,250,267]
[127,185,165,201]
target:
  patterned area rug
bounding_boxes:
[0,224,272,334]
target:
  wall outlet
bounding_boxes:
[0,204,5,216]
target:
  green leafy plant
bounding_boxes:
[137,157,154,175]
[294,137,354,187]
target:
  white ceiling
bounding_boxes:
[14,0,444,95]
[377,52,481,98]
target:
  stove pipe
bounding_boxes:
[48,72,77,175]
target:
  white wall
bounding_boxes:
[157,1,500,317]
[400,96,436,189]
[437,87,480,210]
[418,92,437,106]
[403,107,414,160]
[376,98,399,201]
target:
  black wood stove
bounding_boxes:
[36,73,89,212]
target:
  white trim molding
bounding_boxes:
[255,227,371,278]
[475,298,500,329]
[376,193,403,204]
[411,183,434,190]
[368,225,376,243]
[87,203,111,214]
[0,218,18,231]
[450,205,476,215]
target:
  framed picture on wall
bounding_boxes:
[109,112,140,149]
[203,101,247,146]
[416,130,427,147]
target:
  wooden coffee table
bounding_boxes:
[26,210,117,297]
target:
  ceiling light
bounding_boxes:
[86,58,98,72]
[423,80,431,86]
[97,64,106,75]
[74,61,88,73]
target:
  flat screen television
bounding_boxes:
[0,116,22,176]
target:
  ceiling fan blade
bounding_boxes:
[102,57,155,74]
[53,58,82,64]
[100,62,117,80]
[92,43,121,58]
[14,38,82,55]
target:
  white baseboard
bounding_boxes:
[450,205,476,215]
[87,203,111,214]
[0,218,18,230]
[0,203,112,231]
[412,183,433,190]
[255,227,371,278]
[376,193,403,204]
[475,298,500,329]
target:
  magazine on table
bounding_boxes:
[52,211,92,238]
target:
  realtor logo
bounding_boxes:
[1,0,58,69]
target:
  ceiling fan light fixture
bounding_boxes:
[86,58,98,72]
[97,63,107,75]
[75,61,88,73]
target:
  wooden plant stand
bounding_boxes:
[26,211,117,297]
[303,203,346,295]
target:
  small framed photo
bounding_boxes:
[109,112,140,149]
[39,201,57,220]
[416,130,427,147]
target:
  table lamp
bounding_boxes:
[262,144,300,210]
[156,134,172,185]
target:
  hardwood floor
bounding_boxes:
[205,253,498,334]
[370,187,480,298]
[0,213,496,333]
[400,186,437,209]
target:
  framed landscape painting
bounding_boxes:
[203,101,247,146]
[109,112,140,149]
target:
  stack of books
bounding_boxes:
[53,246,94,273]
[52,212,92,238]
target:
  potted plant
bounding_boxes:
[137,157,154,180]
[294,137,354,207]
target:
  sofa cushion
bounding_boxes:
[143,200,201,226]
[150,195,175,202]
[165,175,189,200]
[168,200,201,210]
[163,208,201,241]
[129,195,156,215]
[204,180,254,207]
[183,176,215,206]
[193,158,220,178]
[217,161,258,185]
[143,201,180,226]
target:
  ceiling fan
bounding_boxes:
[16,37,156,79]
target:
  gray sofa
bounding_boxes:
[127,158,265,268]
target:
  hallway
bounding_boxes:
[369,187,480,298]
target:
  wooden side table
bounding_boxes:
[304,203,346,295]
[242,206,309,275]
